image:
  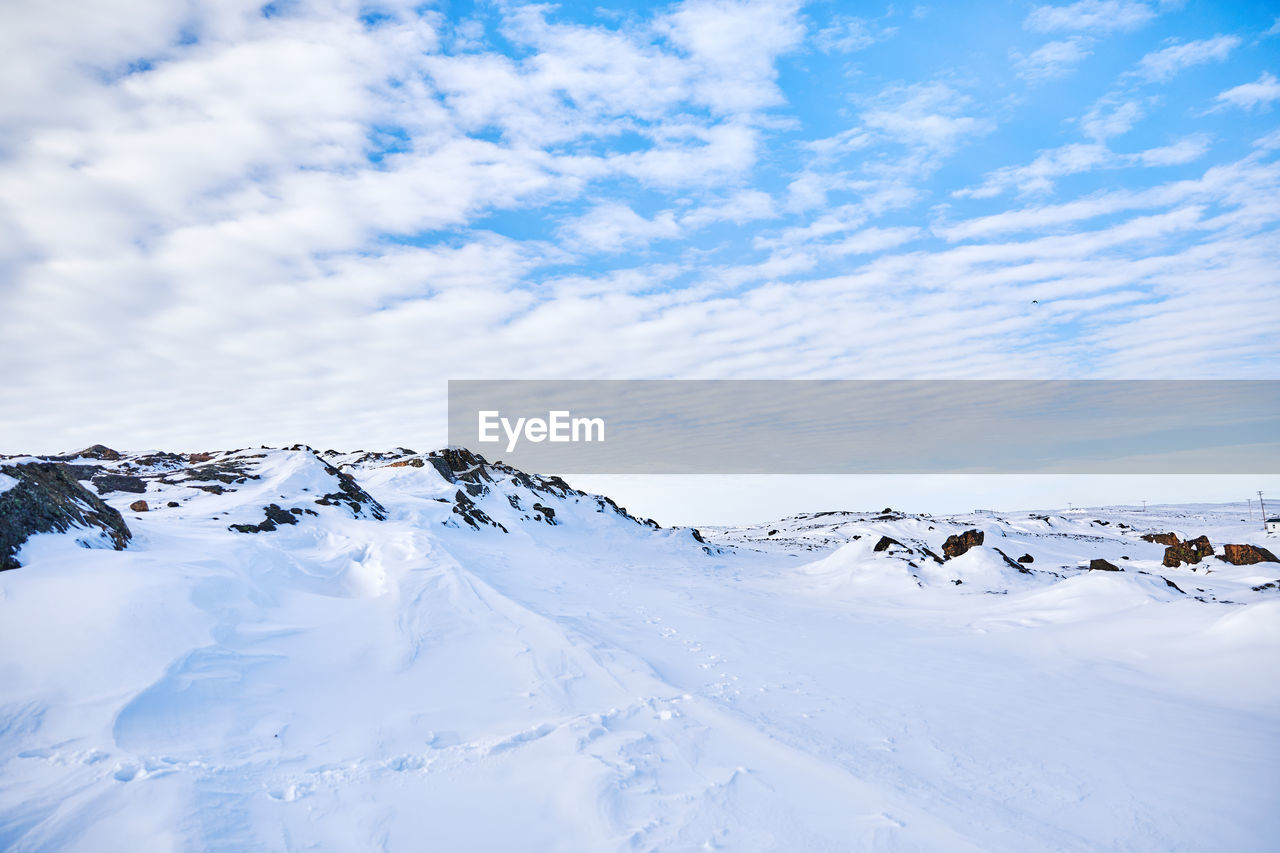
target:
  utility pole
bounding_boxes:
[1260,491,1268,532]
[1141,500,1146,513]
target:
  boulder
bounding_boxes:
[129,500,149,512]
[874,535,906,552]
[0,462,131,570]
[1017,553,1034,564]
[942,529,984,559]
[1163,535,1212,568]
[1142,532,1179,546]
[1220,544,1279,566]
[1089,558,1121,571]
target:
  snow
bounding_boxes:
[0,449,1277,851]
[0,472,17,495]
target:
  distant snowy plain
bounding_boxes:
[1,447,1277,851]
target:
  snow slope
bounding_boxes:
[0,447,1277,851]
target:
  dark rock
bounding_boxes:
[942,529,984,559]
[530,502,557,525]
[1142,532,1179,547]
[1,462,132,570]
[186,460,261,485]
[993,547,1032,574]
[691,528,705,543]
[874,536,907,553]
[1163,577,1185,593]
[448,489,507,532]
[92,473,147,494]
[1220,544,1279,566]
[313,458,386,520]
[77,444,122,460]
[1017,553,1034,564]
[228,503,300,534]
[1163,535,1212,568]
[167,501,180,508]
[129,500,149,512]
[1089,558,1121,571]
[767,529,778,536]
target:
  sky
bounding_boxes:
[1,0,1278,517]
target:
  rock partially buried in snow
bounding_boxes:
[1163,535,1213,568]
[92,473,147,494]
[1089,558,1121,572]
[129,500,149,512]
[942,529,984,559]
[1220,544,1279,566]
[1142,532,1180,546]
[0,462,132,570]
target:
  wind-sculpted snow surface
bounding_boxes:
[0,447,1277,851]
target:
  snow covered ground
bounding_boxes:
[1,447,1277,851]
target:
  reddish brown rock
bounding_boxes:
[1142,532,1179,546]
[942,529,984,559]
[129,500,149,512]
[1220,544,1279,566]
[188,452,213,463]
[1163,535,1212,568]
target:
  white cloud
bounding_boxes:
[960,143,1113,197]
[1213,72,1280,111]
[961,134,1211,197]
[559,203,681,253]
[656,0,806,114]
[679,189,777,228]
[1014,38,1093,82]
[858,82,991,154]
[1135,35,1239,82]
[1135,133,1212,167]
[1081,98,1145,141]
[1024,1,1159,34]
[814,15,895,53]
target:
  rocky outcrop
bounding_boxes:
[229,503,313,533]
[1089,558,1121,571]
[1016,553,1034,564]
[0,462,131,570]
[92,473,147,494]
[1163,535,1212,568]
[1141,532,1180,547]
[993,547,1033,574]
[75,444,122,461]
[313,459,386,520]
[1219,544,1279,566]
[942,529,984,559]
[448,489,507,533]
[874,536,906,552]
[129,500,149,512]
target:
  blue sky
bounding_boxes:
[1,0,1278,458]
